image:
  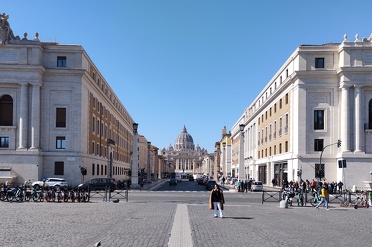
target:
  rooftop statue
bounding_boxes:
[0,13,19,44]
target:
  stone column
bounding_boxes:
[152,148,157,179]
[30,83,40,150]
[18,83,28,149]
[354,85,363,153]
[238,131,245,181]
[340,86,350,152]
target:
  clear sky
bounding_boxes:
[3,1,372,153]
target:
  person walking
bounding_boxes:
[315,185,329,210]
[337,181,344,193]
[209,184,225,218]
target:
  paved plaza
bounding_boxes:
[0,189,371,247]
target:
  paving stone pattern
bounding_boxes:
[1,198,371,246]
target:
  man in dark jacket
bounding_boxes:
[209,184,225,218]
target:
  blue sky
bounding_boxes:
[3,1,372,153]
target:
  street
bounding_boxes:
[0,181,370,247]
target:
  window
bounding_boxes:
[285,93,288,104]
[92,163,95,175]
[56,136,66,149]
[57,56,66,67]
[369,99,372,129]
[0,95,13,126]
[0,137,9,148]
[314,110,325,130]
[285,141,288,152]
[314,139,324,151]
[92,116,95,132]
[285,113,288,134]
[280,99,282,109]
[54,162,64,175]
[315,58,324,68]
[269,124,272,141]
[56,108,66,128]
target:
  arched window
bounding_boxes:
[0,95,13,126]
[369,99,372,129]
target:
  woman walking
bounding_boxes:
[209,184,225,218]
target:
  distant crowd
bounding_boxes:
[277,178,344,194]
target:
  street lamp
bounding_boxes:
[318,139,341,181]
[222,142,226,179]
[238,124,245,181]
[131,123,139,188]
[147,141,151,182]
[107,138,115,179]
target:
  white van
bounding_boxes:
[175,173,182,181]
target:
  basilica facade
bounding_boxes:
[161,126,208,177]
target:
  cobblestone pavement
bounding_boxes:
[1,195,371,247]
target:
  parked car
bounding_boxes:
[251,181,263,191]
[169,178,177,186]
[78,178,117,191]
[32,178,68,190]
[205,180,217,190]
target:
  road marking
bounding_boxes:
[168,204,193,247]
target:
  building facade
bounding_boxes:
[0,14,136,186]
[232,33,372,190]
[161,126,208,177]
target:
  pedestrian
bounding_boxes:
[271,178,276,187]
[337,181,344,193]
[209,184,225,218]
[311,179,316,190]
[315,185,329,210]
[237,180,242,192]
[139,180,144,191]
[222,176,225,186]
[247,180,252,191]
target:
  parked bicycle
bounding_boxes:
[7,186,25,202]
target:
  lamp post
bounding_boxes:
[107,138,115,179]
[147,142,151,182]
[131,123,139,188]
[318,139,341,181]
[222,142,226,179]
[238,124,245,181]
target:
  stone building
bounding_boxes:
[232,33,372,190]
[0,14,135,186]
[161,126,207,177]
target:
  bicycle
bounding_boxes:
[310,190,322,207]
[7,187,24,202]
